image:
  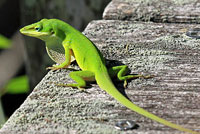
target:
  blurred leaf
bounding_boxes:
[0,99,5,127]
[0,34,11,49]
[5,75,29,94]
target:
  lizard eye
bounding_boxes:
[35,27,41,32]
[50,29,55,34]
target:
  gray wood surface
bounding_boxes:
[103,0,200,23]
[0,20,200,134]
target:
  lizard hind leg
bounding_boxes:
[108,65,152,88]
[56,70,95,90]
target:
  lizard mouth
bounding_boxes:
[20,27,49,37]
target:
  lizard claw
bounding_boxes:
[123,80,127,88]
[55,83,86,91]
[142,74,155,79]
[46,66,61,71]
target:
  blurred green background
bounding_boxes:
[0,0,110,128]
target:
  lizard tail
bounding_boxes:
[95,71,198,134]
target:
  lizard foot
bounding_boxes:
[55,83,86,91]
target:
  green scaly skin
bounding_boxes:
[20,19,199,134]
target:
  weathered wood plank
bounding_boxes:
[0,20,200,134]
[103,0,200,23]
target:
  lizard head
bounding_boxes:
[20,19,55,41]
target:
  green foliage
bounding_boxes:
[4,75,29,94]
[0,34,11,49]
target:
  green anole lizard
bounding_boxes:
[20,19,199,134]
